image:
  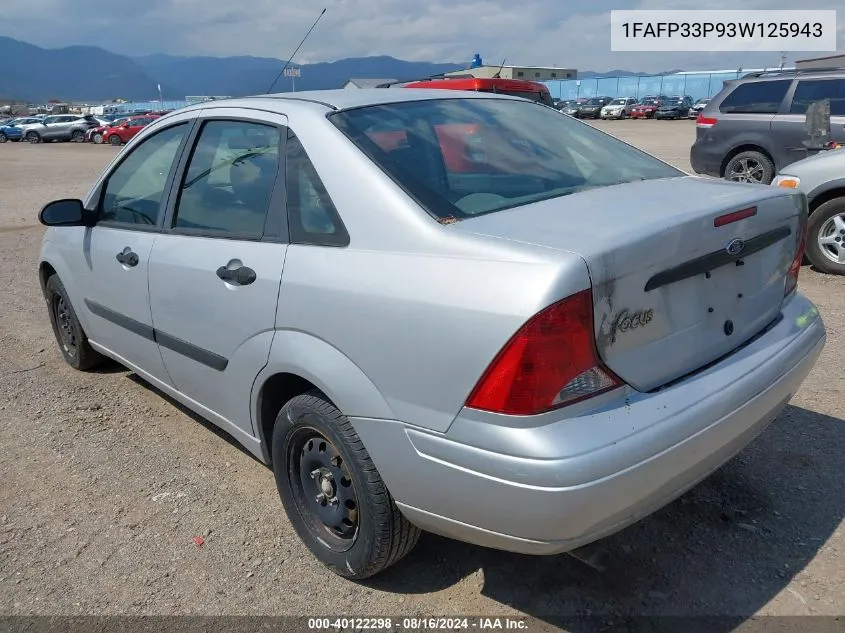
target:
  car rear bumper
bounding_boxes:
[351,292,825,555]
[689,139,723,177]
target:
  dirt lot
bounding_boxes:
[0,121,842,626]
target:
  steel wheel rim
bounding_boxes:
[817,212,845,265]
[287,425,359,552]
[93,133,103,144]
[53,295,77,357]
[727,157,764,183]
[72,131,84,142]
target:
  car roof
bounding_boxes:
[170,88,526,116]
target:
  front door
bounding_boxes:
[147,111,288,434]
[79,120,192,384]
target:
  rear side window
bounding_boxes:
[285,131,349,247]
[718,79,791,114]
[789,79,845,116]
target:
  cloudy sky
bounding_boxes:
[2,0,843,72]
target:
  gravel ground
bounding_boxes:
[0,122,842,626]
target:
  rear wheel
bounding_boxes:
[724,150,774,184]
[26,131,40,143]
[108,134,121,146]
[272,391,420,579]
[71,129,85,142]
[806,198,845,275]
[0,132,6,143]
[44,274,104,370]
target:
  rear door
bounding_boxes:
[772,77,845,165]
[147,109,288,432]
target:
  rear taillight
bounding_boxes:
[465,289,624,415]
[696,114,718,128]
[785,209,808,297]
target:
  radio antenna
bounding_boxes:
[492,58,506,78]
[266,8,327,93]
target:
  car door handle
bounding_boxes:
[115,249,139,267]
[216,264,256,286]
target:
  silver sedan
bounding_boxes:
[37,88,825,579]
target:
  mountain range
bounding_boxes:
[0,35,674,103]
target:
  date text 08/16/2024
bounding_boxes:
[307,617,529,630]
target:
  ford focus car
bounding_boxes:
[37,89,825,580]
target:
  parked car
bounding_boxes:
[690,68,845,184]
[102,114,161,145]
[36,89,824,580]
[630,96,666,119]
[654,96,694,120]
[600,97,638,119]
[18,114,99,143]
[688,97,711,118]
[0,116,44,142]
[772,147,845,274]
[575,96,614,119]
[561,102,581,116]
[86,118,130,144]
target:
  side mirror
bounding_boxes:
[39,199,88,227]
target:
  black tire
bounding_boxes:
[26,131,40,144]
[44,274,104,371]
[724,150,774,184]
[805,197,845,275]
[0,132,6,143]
[108,134,121,146]
[71,129,85,142]
[272,391,420,579]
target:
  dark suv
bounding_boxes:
[690,68,845,184]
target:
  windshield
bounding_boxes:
[330,97,681,221]
[585,98,604,105]
[664,98,682,106]
[610,99,627,105]
[639,98,658,105]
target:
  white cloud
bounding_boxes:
[0,0,841,72]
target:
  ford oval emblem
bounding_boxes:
[726,238,745,256]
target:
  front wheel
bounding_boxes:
[108,134,122,146]
[0,132,6,143]
[92,132,103,144]
[44,274,105,370]
[806,198,845,275]
[26,131,41,143]
[272,391,420,579]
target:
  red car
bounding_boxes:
[400,76,555,107]
[629,96,667,119]
[102,114,160,146]
[86,117,129,144]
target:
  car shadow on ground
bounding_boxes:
[365,405,843,629]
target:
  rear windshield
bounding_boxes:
[330,97,681,221]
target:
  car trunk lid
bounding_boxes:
[452,176,804,392]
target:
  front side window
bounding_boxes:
[789,79,845,116]
[719,79,791,114]
[100,123,188,226]
[172,119,280,238]
[330,97,681,221]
